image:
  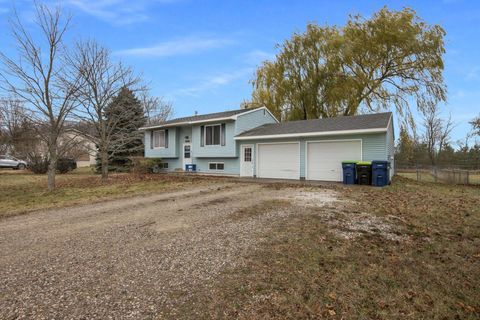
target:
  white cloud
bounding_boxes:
[174,68,253,97]
[115,36,234,57]
[65,0,178,25]
[243,50,275,65]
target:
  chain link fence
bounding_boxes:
[396,163,480,185]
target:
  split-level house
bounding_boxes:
[140,107,394,182]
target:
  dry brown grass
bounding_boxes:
[228,199,292,221]
[0,170,230,218]
[1,170,478,318]
[189,177,480,319]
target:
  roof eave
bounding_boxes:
[234,127,388,140]
[139,116,237,131]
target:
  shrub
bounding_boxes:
[28,156,49,174]
[131,157,163,174]
[57,158,77,174]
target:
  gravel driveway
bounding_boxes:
[0,181,336,319]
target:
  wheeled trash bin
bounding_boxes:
[185,164,197,172]
[371,161,390,186]
[342,161,357,185]
[356,162,372,185]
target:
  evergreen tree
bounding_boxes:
[395,126,416,166]
[97,87,146,172]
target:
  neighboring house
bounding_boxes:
[60,131,97,168]
[140,107,394,182]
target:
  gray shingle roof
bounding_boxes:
[236,112,392,137]
[141,108,251,129]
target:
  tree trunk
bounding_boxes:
[100,148,109,182]
[47,143,57,192]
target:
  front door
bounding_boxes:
[183,143,192,169]
[240,145,254,177]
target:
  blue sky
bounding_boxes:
[0,0,479,145]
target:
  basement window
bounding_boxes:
[209,162,224,171]
[159,162,168,169]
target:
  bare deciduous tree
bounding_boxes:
[422,104,454,166]
[0,3,80,190]
[69,40,140,181]
[139,91,173,125]
[0,97,38,157]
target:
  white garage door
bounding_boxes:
[257,143,300,179]
[307,140,362,181]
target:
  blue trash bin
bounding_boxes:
[185,164,197,172]
[342,161,357,185]
[371,161,390,186]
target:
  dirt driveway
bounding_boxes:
[0,180,339,319]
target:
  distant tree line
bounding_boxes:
[396,110,480,170]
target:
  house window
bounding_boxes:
[153,130,165,148]
[209,162,224,170]
[244,147,252,162]
[205,124,221,146]
[160,162,168,169]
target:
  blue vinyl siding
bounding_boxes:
[176,126,192,152]
[159,157,238,174]
[153,132,389,178]
[192,121,237,157]
[144,128,178,158]
[241,132,388,178]
[143,108,391,180]
[145,108,278,160]
[192,158,239,175]
[158,158,183,171]
[235,108,277,135]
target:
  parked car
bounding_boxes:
[0,155,28,170]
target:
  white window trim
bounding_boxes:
[208,162,225,171]
[204,124,222,146]
[243,145,253,162]
[153,130,166,149]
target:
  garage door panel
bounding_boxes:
[307,140,361,181]
[258,143,299,179]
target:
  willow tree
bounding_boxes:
[251,7,447,121]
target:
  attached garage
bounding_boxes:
[306,140,362,181]
[257,142,300,179]
[235,112,394,181]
